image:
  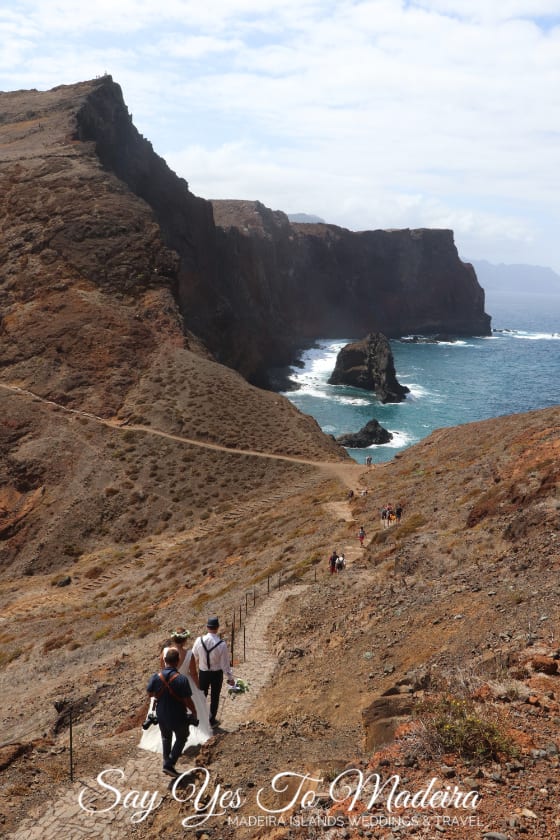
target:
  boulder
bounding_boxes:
[337,418,393,447]
[328,333,409,403]
[362,691,415,752]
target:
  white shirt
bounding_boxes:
[192,631,233,678]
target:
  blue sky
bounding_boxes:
[1,0,560,271]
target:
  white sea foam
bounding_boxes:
[403,383,432,399]
[335,396,371,406]
[514,331,560,341]
[493,329,559,341]
[374,429,415,449]
[290,386,330,400]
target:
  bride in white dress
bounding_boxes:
[139,629,213,754]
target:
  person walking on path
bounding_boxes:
[146,647,198,777]
[329,550,338,575]
[192,617,235,727]
[395,503,403,524]
[358,526,366,547]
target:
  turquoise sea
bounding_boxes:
[283,291,560,464]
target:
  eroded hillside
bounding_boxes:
[1,407,558,839]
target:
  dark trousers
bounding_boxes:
[159,718,189,768]
[199,669,223,721]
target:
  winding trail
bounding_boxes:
[3,380,367,837]
[1,379,366,620]
[5,586,303,840]
[0,381,363,489]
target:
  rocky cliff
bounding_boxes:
[210,201,491,385]
[0,76,490,392]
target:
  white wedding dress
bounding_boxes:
[139,648,213,754]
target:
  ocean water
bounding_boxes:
[283,292,560,464]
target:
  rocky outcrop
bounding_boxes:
[362,687,415,752]
[328,333,409,402]
[336,419,393,447]
[0,77,491,392]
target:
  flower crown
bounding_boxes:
[169,629,191,641]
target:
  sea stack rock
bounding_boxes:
[328,333,409,403]
[337,419,393,447]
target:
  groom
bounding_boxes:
[193,616,235,727]
[147,647,198,777]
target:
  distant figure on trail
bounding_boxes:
[387,503,395,525]
[336,553,345,572]
[381,506,388,528]
[329,550,338,575]
[366,455,372,467]
[395,503,403,524]
[358,526,366,547]
[347,489,354,500]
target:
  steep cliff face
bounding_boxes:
[0,77,490,394]
[209,201,490,384]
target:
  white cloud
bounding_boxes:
[1,0,560,269]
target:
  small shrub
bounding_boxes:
[84,564,104,579]
[43,633,73,653]
[417,696,518,762]
[0,647,24,667]
[370,528,394,545]
[394,513,427,540]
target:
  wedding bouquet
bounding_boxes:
[228,678,250,697]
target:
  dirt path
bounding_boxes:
[0,381,364,489]
[6,585,301,840]
[323,500,364,568]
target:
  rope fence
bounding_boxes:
[223,561,320,664]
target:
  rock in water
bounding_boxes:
[337,419,393,447]
[328,333,409,403]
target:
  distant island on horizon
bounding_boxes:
[453,259,560,296]
[287,212,326,224]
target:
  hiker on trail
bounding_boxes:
[381,506,388,528]
[387,503,395,525]
[366,455,372,467]
[329,550,338,575]
[146,647,198,778]
[161,629,212,743]
[140,628,212,757]
[358,526,366,547]
[192,617,235,728]
[336,553,346,572]
[395,503,403,524]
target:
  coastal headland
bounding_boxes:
[0,77,558,839]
